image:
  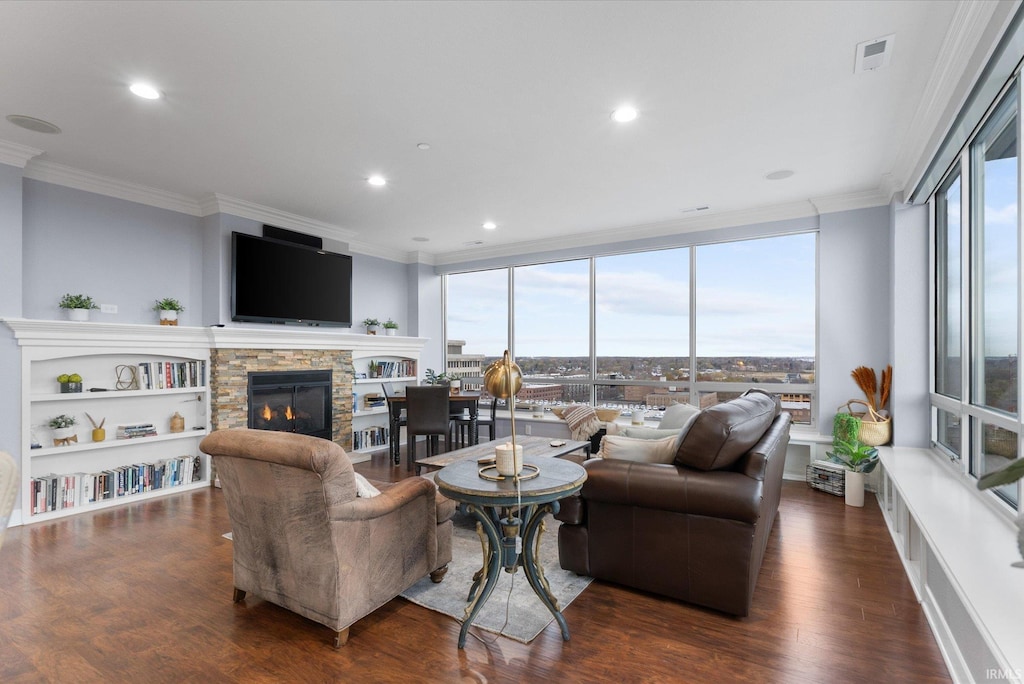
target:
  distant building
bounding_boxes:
[446,340,485,390]
[517,384,565,403]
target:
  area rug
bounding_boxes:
[400,512,593,644]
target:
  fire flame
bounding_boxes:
[262,404,272,421]
[285,406,295,421]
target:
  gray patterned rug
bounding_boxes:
[400,512,593,644]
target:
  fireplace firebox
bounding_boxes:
[248,370,332,440]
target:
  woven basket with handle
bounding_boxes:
[839,399,891,446]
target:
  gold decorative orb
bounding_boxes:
[483,354,522,399]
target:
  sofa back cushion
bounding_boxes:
[675,391,780,471]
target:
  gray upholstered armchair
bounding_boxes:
[200,429,454,647]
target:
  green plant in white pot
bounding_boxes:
[827,438,879,508]
[383,319,399,336]
[48,413,78,444]
[154,297,185,326]
[362,318,380,335]
[59,293,99,322]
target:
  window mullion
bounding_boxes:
[689,246,698,408]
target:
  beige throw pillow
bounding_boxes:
[598,434,679,464]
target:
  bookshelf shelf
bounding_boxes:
[31,386,206,402]
[30,429,208,458]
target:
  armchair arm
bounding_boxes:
[580,459,763,524]
[328,476,438,522]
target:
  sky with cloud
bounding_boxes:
[447,232,816,359]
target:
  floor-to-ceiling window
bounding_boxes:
[931,80,1021,510]
[444,231,817,425]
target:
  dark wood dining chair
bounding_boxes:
[382,383,406,465]
[405,385,450,473]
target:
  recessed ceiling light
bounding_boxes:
[765,169,795,181]
[611,105,639,123]
[129,82,161,100]
[5,114,61,134]
[412,237,429,242]
[367,175,387,186]
[416,143,431,150]
[482,221,497,230]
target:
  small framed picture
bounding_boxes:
[355,372,368,379]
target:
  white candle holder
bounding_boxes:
[495,443,523,477]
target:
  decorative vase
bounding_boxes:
[60,381,83,393]
[66,308,90,322]
[450,378,461,394]
[159,310,179,326]
[92,428,106,442]
[632,408,646,425]
[845,470,865,507]
[385,327,397,336]
[366,325,378,335]
[170,412,185,433]
[52,427,77,446]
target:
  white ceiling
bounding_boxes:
[0,1,997,262]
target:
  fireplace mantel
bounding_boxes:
[3,318,427,354]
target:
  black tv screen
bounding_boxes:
[231,232,353,326]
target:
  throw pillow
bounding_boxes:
[619,426,684,441]
[598,434,679,464]
[659,402,700,430]
[353,472,381,498]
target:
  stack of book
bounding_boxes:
[116,423,157,439]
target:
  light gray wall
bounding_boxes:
[0,164,23,515]
[818,205,892,434]
[22,180,203,324]
[353,254,408,332]
[890,200,930,446]
[409,262,444,374]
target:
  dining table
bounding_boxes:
[385,390,481,464]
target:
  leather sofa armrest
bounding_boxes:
[554,492,584,525]
[581,459,763,524]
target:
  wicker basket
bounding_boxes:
[806,460,845,496]
[840,400,891,446]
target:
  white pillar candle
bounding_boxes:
[495,442,523,476]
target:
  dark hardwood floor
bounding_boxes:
[0,450,951,683]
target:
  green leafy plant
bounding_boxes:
[153,297,185,312]
[362,318,380,327]
[48,414,77,429]
[58,293,98,310]
[424,368,449,385]
[383,319,398,329]
[827,439,879,473]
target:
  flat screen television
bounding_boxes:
[231,231,353,326]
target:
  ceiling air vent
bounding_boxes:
[855,34,895,73]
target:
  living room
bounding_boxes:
[1,2,1022,682]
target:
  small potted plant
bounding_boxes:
[362,318,380,335]
[383,319,399,336]
[49,414,78,445]
[57,372,83,393]
[424,369,450,385]
[153,298,185,326]
[59,293,99,322]
[827,438,879,507]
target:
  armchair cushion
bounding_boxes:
[675,391,778,471]
[659,402,701,430]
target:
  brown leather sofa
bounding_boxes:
[200,428,455,646]
[556,390,791,617]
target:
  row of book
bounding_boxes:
[353,426,389,451]
[30,455,202,515]
[137,361,206,390]
[117,423,158,439]
[369,359,416,379]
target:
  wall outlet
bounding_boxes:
[100,304,117,314]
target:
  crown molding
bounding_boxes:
[891,0,1005,196]
[0,140,43,168]
[198,193,358,242]
[344,238,416,263]
[24,160,203,215]
[435,187,893,266]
